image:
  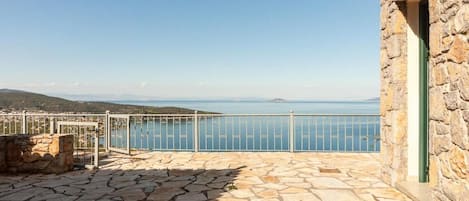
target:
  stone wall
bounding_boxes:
[0,134,74,174]
[380,0,409,186]
[427,0,469,200]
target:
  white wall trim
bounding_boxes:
[406,1,420,181]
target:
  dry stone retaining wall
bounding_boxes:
[0,134,74,174]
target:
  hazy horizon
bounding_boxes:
[47,91,379,102]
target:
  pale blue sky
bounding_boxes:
[0,0,380,100]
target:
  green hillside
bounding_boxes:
[0,89,210,114]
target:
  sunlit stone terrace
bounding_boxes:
[0,152,411,201]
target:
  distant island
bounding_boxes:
[366,97,380,101]
[0,89,212,114]
[270,98,287,103]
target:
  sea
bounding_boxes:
[110,100,380,152]
[115,100,379,114]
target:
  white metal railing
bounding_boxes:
[0,113,22,134]
[124,112,380,153]
[0,111,381,154]
[0,112,106,168]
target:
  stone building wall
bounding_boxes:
[427,0,469,200]
[381,0,469,199]
[0,134,74,174]
[380,0,409,186]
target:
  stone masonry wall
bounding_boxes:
[0,134,74,174]
[427,0,469,200]
[380,0,409,186]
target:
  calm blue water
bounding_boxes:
[115,100,379,114]
[110,101,380,152]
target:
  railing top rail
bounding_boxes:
[117,113,380,117]
[198,114,289,117]
[23,113,107,117]
[294,114,380,117]
[124,114,196,117]
[0,113,380,117]
[0,114,23,116]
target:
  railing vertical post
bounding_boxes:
[105,110,110,153]
[127,115,131,155]
[50,117,55,134]
[289,110,294,153]
[94,128,99,168]
[22,110,27,134]
[194,111,199,152]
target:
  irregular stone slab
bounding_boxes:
[240,176,263,185]
[371,182,389,188]
[278,177,304,183]
[160,180,191,188]
[169,169,204,177]
[312,189,361,201]
[229,189,255,198]
[91,175,112,183]
[258,183,288,190]
[261,176,279,183]
[280,187,309,194]
[0,185,31,198]
[207,189,225,199]
[280,193,321,201]
[112,175,140,182]
[154,176,174,183]
[13,179,40,188]
[194,176,214,185]
[307,177,352,189]
[200,169,232,178]
[109,180,136,189]
[284,182,312,188]
[48,196,79,201]
[0,187,50,201]
[34,178,75,188]
[212,176,234,183]
[270,171,298,177]
[184,184,210,192]
[54,186,82,195]
[175,192,207,201]
[147,187,185,201]
[30,193,75,201]
[113,188,146,201]
[217,198,247,201]
[0,185,12,194]
[73,180,108,191]
[208,182,228,189]
[76,187,114,201]
[171,176,195,181]
[257,189,279,198]
[251,199,280,201]
[360,188,411,200]
[122,180,158,190]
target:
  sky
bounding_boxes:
[0,0,380,100]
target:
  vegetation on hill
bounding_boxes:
[0,89,212,114]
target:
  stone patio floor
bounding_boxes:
[0,152,412,201]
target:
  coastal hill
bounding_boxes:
[0,89,209,114]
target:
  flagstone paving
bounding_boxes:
[0,152,411,201]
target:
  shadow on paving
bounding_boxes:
[0,166,243,201]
